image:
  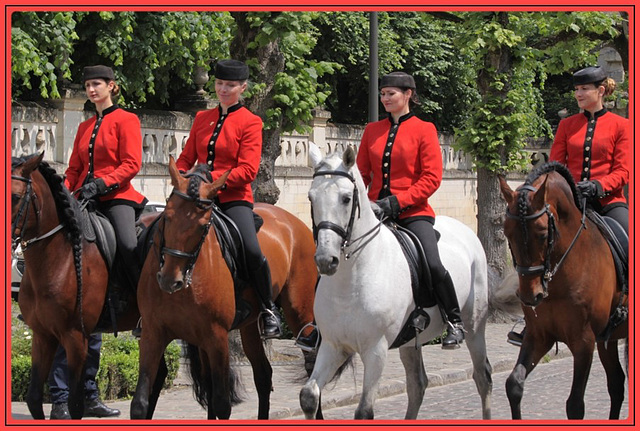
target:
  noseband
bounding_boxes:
[506,184,587,297]
[312,169,382,260]
[158,173,215,289]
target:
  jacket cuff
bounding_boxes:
[593,180,605,198]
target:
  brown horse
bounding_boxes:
[499,162,628,419]
[10,153,160,420]
[130,157,319,419]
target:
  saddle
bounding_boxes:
[209,207,264,329]
[588,212,629,342]
[387,222,440,349]
[80,207,117,270]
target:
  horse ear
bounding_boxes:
[21,152,45,176]
[308,142,323,169]
[204,170,231,200]
[498,175,516,206]
[343,145,356,169]
[532,175,548,210]
[168,156,185,188]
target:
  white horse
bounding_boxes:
[300,144,492,419]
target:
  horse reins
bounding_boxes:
[312,169,382,260]
[158,174,216,289]
[507,184,587,296]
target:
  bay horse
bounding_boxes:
[499,161,628,419]
[10,153,157,420]
[130,157,319,419]
[300,144,492,419]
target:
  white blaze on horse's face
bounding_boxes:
[309,171,355,275]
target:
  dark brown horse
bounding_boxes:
[499,162,628,419]
[130,157,319,419]
[10,153,159,420]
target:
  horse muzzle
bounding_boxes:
[156,270,185,294]
[516,284,546,308]
[314,251,340,276]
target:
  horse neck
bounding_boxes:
[25,171,62,240]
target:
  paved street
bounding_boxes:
[10,322,631,423]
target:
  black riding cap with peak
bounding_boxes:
[215,59,249,81]
[379,72,416,90]
[82,65,115,83]
[573,66,607,86]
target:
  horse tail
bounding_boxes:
[329,354,355,384]
[185,343,244,409]
[489,268,523,322]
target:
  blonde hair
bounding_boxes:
[600,77,616,97]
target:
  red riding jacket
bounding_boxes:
[176,104,263,205]
[356,113,442,219]
[550,109,630,208]
[65,106,146,205]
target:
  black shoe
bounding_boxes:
[260,307,282,340]
[84,398,121,417]
[507,328,525,347]
[50,402,71,420]
[442,322,465,350]
[132,327,142,338]
[295,327,320,352]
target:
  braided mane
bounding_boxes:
[522,161,582,211]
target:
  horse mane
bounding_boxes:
[522,161,582,211]
[187,164,213,202]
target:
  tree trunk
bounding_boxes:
[230,12,285,204]
[476,167,510,294]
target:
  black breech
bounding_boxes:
[397,217,447,286]
[99,204,138,264]
[601,205,629,234]
[223,205,264,269]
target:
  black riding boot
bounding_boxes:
[251,257,282,339]
[435,271,465,349]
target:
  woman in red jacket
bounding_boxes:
[508,66,630,347]
[176,59,282,339]
[65,64,148,288]
[356,72,464,349]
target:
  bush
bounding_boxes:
[10,301,182,402]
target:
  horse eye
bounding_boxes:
[11,194,21,206]
[341,195,351,205]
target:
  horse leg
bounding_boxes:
[204,329,235,420]
[60,332,89,419]
[25,333,58,419]
[302,350,324,419]
[300,342,349,419]
[398,345,427,419]
[239,325,272,419]
[131,330,169,419]
[146,356,169,419]
[505,335,554,419]
[355,340,388,419]
[565,341,595,419]
[465,322,493,419]
[597,340,625,419]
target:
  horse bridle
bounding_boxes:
[506,184,587,296]
[311,169,382,260]
[11,173,64,253]
[158,173,216,289]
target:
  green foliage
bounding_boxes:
[11,12,79,99]
[10,301,181,402]
[450,11,622,173]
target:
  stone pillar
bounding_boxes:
[309,108,331,153]
[51,85,86,164]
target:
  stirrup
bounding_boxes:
[132,317,142,339]
[507,319,525,347]
[441,321,465,350]
[294,322,319,352]
[257,309,281,340]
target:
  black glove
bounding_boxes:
[576,180,598,199]
[375,195,401,219]
[79,178,107,200]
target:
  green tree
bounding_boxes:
[435,11,624,284]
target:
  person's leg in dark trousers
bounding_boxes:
[602,205,629,234]
[401,217,465,349]
[101,204,140,290]
[48,334,120,418]
[225,205,282,339]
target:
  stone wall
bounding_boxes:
[11,94,547,233]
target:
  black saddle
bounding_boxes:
[80,207,116,269]
[588,212,629,342]
[209,207,264,329]
[387,222,440,349]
